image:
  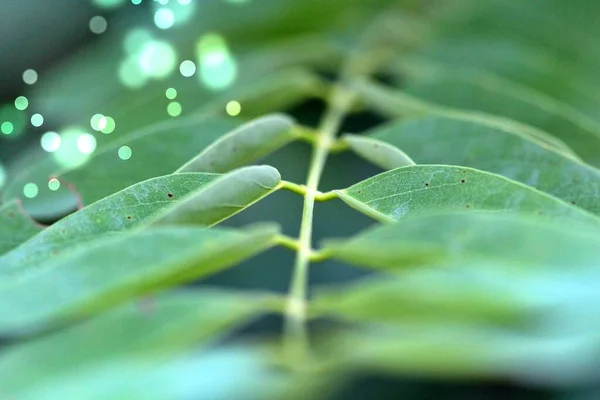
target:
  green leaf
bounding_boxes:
[0,166,280,273]
[392,60,600,165]
[324,212,600,271]
[177,114,297,173]
[365,115,600,215]
[342,134,415,170]
[336,165,600,225]
[0,289,271,397]
[57,115,238,205]
[0,224,279,334]
[0,173,215,271]
[354,79,578,158]
[0,201,43,256]
[150,165,281,226]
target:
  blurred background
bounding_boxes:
[1,0,599,398]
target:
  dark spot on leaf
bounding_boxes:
[127,216,132,220]
[466,204,470,209]
[167,193,174,198]
[460,179,466,183]
[537,211,543,215]
[425,182,429,187]
[232,146,238,153]
[7,212,14,218]
[570,200,576,205]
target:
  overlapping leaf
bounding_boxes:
[354,114,600,215]
[336,165,600,225]
[0,224,279,335]
[0,166,280,274]
[323,212,600,270]
[0,289,274,398]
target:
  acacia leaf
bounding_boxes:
[0,224,279,335]
[0,167,279,274]
[336,165,600,225]
[177,114,297,173]
[365,115,600,215]
[342,134,415,170]
[0,201,43,256]
[323,212,600,271]
[0,289,272,397]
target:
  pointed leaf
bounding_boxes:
[342,134,415,170]
[0,224,279,335]
[0,289,271,397]
[0,173,217,272]
[151,165,281,227]
[366,115,600,215]
[336,165,600,225]
[354,79,578,158]
[324,212,600,271]
[0,201,43,256]
[177,114,296,173]
[395,62,600,166]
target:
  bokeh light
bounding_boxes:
[101,116,116,134]
[23,183,39,199]
[131,0,143,5]
[167,101,182,117]
[52,128,95,168]
[89,16,108,34]
[139,40,177,78]
[77,133,97,155]
[23,69,38,85]
[40,131,62,153]
[92,0,126,9]
[166,88,177,100]
[31,113,44,127]
[154,8,175,30]
[1,122,14,135]
[118,146,133,160]
[91,113,108,131]
[48,178,61,192]
[179,60,196,77]
[14,96,29,111]
[124,28,153,55]
[226,101,242,116]
[196,34,238,90]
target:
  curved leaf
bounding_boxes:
[323,212,600,271]
[150,165,281,226]
[177,114,296,173]
[336,165,600,225]
[0,224,279,335]
[354,79,578,157]
[394,61,600,166]
[366,115,600,215]
[0,289,272,397]
[342,134,415,170]
[0,201,43,256]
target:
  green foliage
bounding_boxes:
[2,0,600,398]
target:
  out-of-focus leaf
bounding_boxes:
[150,165,281,226]
[178,114,297,173]
[0,167,279,273]
[0,201,43,256]
[323,212,600,270]
[57,115,238,205]
[354,79,578,157]
[365,115,600,215]
[336,165,600,225]
[342,135,415,170]
[390,60,600,165]
[0,289,272,397]
[0,224,279,334]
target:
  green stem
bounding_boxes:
[284,84,355,365]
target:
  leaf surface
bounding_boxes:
[0,224,279,334]
[0,289,271,397]
[342,135,415,170]
[336,165,600,225]
[365,115,600,215]
[324,212,600,271]
[0,201,43,256]
[177,114,296,173]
